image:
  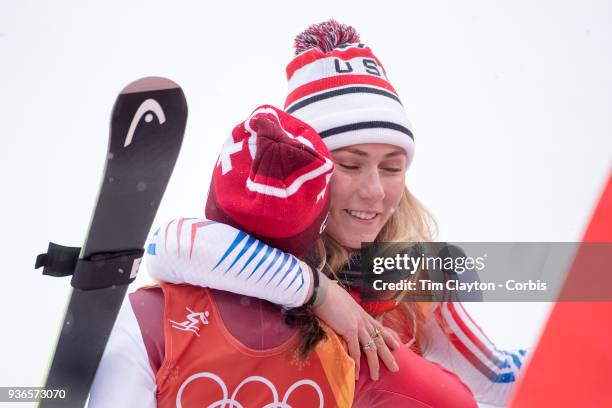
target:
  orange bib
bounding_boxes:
[156,283,354,407]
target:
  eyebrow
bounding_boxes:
[384,150,406,158]
[337,147,406,158]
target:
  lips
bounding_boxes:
[345,209,379,221]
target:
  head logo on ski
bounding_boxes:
[124,98,167,147]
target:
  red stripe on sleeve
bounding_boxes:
[446,302,504,367]
[176,217,185,256]
[164,219,174,253]
[189,221,208,260]
[435,307,497,380]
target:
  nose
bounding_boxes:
[357,167,385,202]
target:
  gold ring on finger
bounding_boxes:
[371,327,382,340]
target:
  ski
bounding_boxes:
[35,77,187,407]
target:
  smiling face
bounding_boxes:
[324,143,408,249]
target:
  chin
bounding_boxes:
[345,241,363,250]
[338,232,378,250]
[326,217,384,249]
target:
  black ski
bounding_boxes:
[36,77,187,407]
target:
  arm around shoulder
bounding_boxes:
[145,218,313,308]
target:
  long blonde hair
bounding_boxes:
[321,186,437,349]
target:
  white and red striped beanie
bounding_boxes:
[284,20,415,166]
[206,105,334,256]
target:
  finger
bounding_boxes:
[365,314,400,349]
[370,324,399,372]
[346,336,361,381]
[360,327,380,381]
[381,326,401,350]
[374,332,399,373]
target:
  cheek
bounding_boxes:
[324,172,355,245]
[328,171,352,209]
[383,177,406,213]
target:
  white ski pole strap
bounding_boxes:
[35,241,144,290]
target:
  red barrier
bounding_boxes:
[510,171,612,407]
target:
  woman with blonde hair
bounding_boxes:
[281,20,525,406]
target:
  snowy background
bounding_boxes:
[1,0,611,406]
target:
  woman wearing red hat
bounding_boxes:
[89,106,361,407]
[89,105,477,408]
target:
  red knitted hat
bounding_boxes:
[206,105,334,256]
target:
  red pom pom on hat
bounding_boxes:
[206,105,333,256]
[294,19,360,55]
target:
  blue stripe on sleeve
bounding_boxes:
[236,241,265,277]
[294,272,305,294]
[276,257,297,288]
[256,248,282,283]
[266,253,290,286]
[507,351,523,368]
[224,236,257,274]
[147,243,156,255]
[246,245,273,280]
[285,263,303,291]
[212,231,247,271]
[494,371,516,383]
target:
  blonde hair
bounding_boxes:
[321,186,438,350]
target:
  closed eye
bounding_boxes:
[338,163,359,170]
